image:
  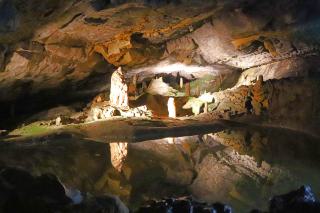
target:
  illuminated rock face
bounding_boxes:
[167,97,176,118]
[110,67,129,109]
[0,0,320,131]
[251,76,269,116]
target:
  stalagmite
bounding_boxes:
[109,67,129,109]
[180,77,184,88]
[167,97,176,118]
[251,75,268,115]
[55,116,61,126]
[110,142,128,172]
[204,102,208,113]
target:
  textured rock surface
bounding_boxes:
[110,67,129,109]
[110,142,128,172]
[196,77,320,133]
[0,167,129,213]
[1,0,320,128]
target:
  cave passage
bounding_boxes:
[1,0,320,212]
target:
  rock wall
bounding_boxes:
[200,77,320,134]
[0,0,320,129]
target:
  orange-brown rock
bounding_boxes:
[251,75,269,115]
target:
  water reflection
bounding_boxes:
[0,125,320,212]
[110,142,128,172]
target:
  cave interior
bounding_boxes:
[0,0,320,213]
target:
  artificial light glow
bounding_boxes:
[127,60,234,81]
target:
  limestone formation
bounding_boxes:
[167,97,177,118]
[251,75,269,115]
[183,92,215,115]
[146,77,179,97]
[55,116,62,126]
[109,67,129,109]
[183,97,204,115]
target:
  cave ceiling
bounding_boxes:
[0,0,320,103]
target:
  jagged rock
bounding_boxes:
[94,33,163,67]
[183,93,214,115]
[268,185,320,213]
[137,197,232,213]
[250,75,269,115]
[4,51,29,74]
[87,102,151,121]
[235,58,318,87]
[103,107,122,118]
[27,106,76,123]
[183,97,204,115]
[137,185,320,213]
[0,167,129,213]
[0,167,72,212]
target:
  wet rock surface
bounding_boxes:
[268,185,320,213]
[137,197,232,213]
[0,167,128,213]
[139,185,320,213]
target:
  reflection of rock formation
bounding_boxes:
[1,124,320,211]
[110,67,129,109]
[190,134,274,208]
[250,75,269,115]
[110,142,128,172]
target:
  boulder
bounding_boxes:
[0,167,129,213]
[269,185,320,213]
[137,197,233,213]
[0,167,71,212]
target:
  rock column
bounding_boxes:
[167,97,176,118]
[109,67,129,109]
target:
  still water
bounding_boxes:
[1,124,320,212]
